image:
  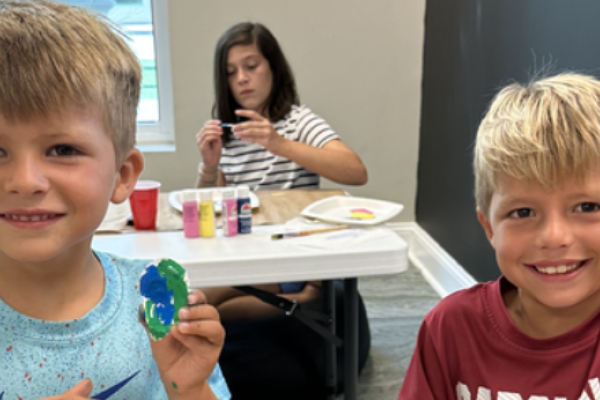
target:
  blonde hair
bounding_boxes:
[0,0,141,162]
[474,72,600,215]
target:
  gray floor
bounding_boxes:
[337,263,441,400]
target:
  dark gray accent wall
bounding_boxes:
[417,0,600,282]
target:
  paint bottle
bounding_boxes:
[222,188,238,237]
[199,191,215,238]
[237,185,252,234]
[182,190,199,238]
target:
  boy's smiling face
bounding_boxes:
[0,108,142,264]
[478,167,600,314]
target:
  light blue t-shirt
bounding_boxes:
[0,251,230,399]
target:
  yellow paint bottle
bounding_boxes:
[199,190,216,238]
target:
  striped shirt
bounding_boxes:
[221,105,339,190]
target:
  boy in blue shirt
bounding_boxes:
[0,1,229,399]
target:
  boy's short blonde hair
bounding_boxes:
[474,72,600,215]
[0,0,141,162]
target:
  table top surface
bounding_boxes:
[98,189,349,233]
[94,189,408,288]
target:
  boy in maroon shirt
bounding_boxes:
[399,73,600,400]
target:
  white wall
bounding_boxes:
[140,0,425,222]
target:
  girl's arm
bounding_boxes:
[232,110,368,186]
[196,120,227,188]
[196,165,227,188]
[271,139,367,185]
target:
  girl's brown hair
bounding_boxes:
[213,22,299,144]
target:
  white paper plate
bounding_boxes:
[168,188,260,214]
[97,200,131,232]
[300,195,403,226]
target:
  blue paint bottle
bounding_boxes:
[237,185,252,234]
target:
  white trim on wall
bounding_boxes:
[387,222,478,297]
[136,0,175,147]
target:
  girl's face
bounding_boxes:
[226,43,273,116]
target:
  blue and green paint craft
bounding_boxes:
[139,259,190,341]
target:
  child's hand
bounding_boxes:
[232,110,284,154]
[197,120,223,170]
[142,290,224,398]
[41,378,92,399]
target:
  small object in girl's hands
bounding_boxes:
[221,123,237,143]
[221,123,235,140]
[139,259,190,341]
[350,208,375,220]
[235,113,250,123]
[220,113,249,143]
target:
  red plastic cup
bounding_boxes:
[129,180,161,230]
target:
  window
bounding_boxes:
[59,0,175,148]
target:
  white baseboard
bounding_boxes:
[386,222,477,297]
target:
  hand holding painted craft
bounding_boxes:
[139,259,190,340]
[138,265,226,395]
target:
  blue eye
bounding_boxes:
[49,145,79,156]
[510,208,533,218]
[577,202,600,213]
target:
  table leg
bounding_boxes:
[344,278,359,400]
[322,280,337,400]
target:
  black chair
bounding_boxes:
[219,280,371,400]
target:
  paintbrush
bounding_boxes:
[271,225,350,240]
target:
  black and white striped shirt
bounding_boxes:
[221,105,339,190]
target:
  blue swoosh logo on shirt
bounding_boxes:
[91,371,140,399]
[0,371,140,400]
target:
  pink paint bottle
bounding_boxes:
[221,188,238,237]
[182,190,199,238]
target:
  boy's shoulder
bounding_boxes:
[95,250,151,284]
[423,278,501,331]
[96,250,150,269]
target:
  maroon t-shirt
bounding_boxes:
[398,277,600,400]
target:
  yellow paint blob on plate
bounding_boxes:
[350,208,375,220]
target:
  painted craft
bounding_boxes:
[350,208,375,220]
[139,259,189,341]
